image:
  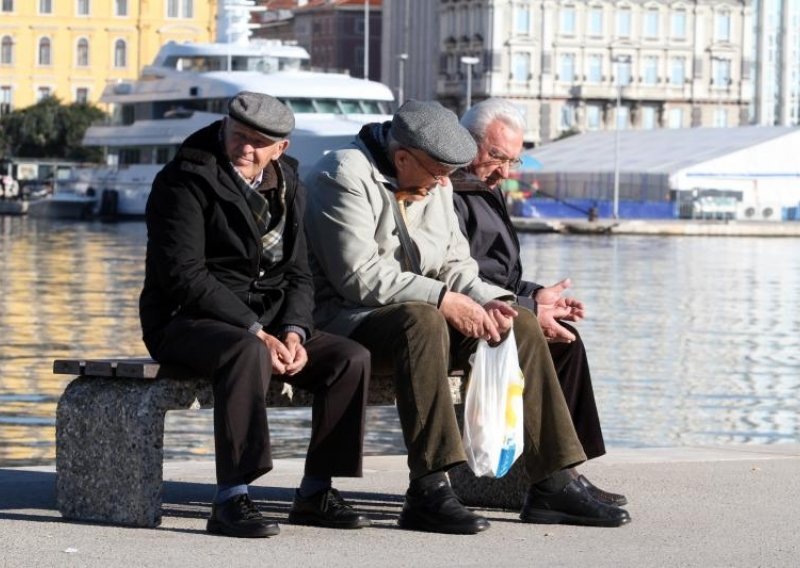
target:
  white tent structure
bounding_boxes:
[523,127,800,221]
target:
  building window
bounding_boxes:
[512,52,530,82]
[616,105,629,129]
[616,59,632,86]
[586,104,601,130]
[1,0,13,13]
[38,37,52,66]
[588,6,603,37]
[0,36,12,65]
[0,85,12,115]
[587,55,602,83]
[560,5,576,35]
[168,0,193,19]
[643,8,659,39]
[76,38,89,67]
[515,5,530,35]
[642,106,657,129]
[355,19,365,35]
[616,7,631,38]
[670,57,685,85]
[77,0,90,16]
[715,10,731,42]
[714,107,727,127]
[75,87,89,104]
[643,56,658,85]
[560,103,576,131]
[114,39,127,68]
[712,58,731,88]
[669,107,683,128]
[37,86,52,101]
[671,9,687,40]
[559,53,575,82]
[115,0,128,16]
[39,0,52,14]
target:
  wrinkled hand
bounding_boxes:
[534,278,586,343]
[256,330,308,375]
[440,291,502,343]
[483,299,518,339]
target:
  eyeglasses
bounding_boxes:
[475,147,523,171]
[403,148,455,185]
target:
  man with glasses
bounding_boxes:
[452,97,628,513]
[304,100,630,535]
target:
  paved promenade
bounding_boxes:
[1,445,798,567]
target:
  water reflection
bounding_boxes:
[0,217,798,467]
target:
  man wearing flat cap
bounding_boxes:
[140,91,371,538]
[304,100,627,535]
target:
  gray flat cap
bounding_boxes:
[390,100,477,167]
[228,91,295,140]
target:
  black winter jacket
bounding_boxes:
[139,121,313,344]
[451,170,542,311]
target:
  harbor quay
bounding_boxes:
[512,217,800,236]
[1,445,798,567]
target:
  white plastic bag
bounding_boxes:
[462,329,525,478]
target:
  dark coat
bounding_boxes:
[451,170,542,311]
[139,121,313,345]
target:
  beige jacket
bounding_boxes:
[304,137,512,336]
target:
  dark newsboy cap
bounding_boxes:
[390,100,477,167]
[228,91,295,140]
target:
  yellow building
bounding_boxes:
[0,0,218,114]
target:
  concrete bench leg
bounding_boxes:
[55,377,211,527]
[448,403,530,511]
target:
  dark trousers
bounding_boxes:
[548,322,606,460]
[144,317,370,485]
[350,302,586,483]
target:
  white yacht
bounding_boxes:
[30,0,393,219]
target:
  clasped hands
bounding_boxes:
[255,329,308,376]
[439,291,517,344]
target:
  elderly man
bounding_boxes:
[140,91,371,538]
[304,100,630,535]
[452,98,627,508]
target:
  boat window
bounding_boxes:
[283,98,315,114]
[361,100,384,114]
[314,99,341,114]
[340,100,362,114]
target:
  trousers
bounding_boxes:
[548,322,606,460]
[349,302,586,483]
[144,317,370,485]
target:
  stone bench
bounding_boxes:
[54,358,530,527]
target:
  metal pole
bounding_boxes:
[613,63,621,219]
[363,0,369,79]
[398,54,408,106]
[460,56,479,110]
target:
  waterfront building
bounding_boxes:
[753,0,800,125]
[0,0,215,114]
[382,0,753,145]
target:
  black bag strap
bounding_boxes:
[388,193,423,275]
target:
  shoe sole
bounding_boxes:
[207,518,281,538]
[520,509,631,528]
[398,512,491,535]
[287,511,371,529]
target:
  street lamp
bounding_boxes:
[611,54,631,220]
[397,53,409,107]
[460,56,480,110]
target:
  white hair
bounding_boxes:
[460,98,526,142]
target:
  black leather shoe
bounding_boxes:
[398,480,490,535]
[520,479,631,527]
[207,494,280,538]
[288,488,371,529]
[578,474,628,506]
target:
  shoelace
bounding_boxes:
[324,489,354,512]
[233,495,263,521]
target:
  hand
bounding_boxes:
[256,329,291,374]
[439,291,501,343]
[534,278,586,343]
[483,299,517,339]
[281,332,308,376]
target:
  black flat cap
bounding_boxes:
[228,91,295,140]
[390,100,477,167]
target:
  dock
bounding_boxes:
[1,445,798,567]
[0,200,27,216]
[512,217,800,236]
